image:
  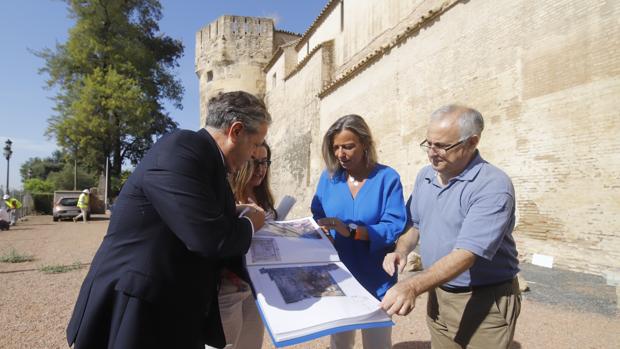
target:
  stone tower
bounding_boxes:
[195,16,275,127]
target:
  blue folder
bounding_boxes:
[256,300,394,347]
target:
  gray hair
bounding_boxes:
[206,91,271,133]
[430,104,484,139]
[322,114,377,176]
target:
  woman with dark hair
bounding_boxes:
[311,114,407,349]
[209,142,275,349]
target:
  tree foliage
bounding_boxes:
[23,178,55,193]
[46,162,97,191]
[20,152,98,193]
[19,151,64,181]
[37,0,183,176]
[110,169,133,195]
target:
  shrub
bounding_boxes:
[32,193,54,214]
[39,261,83,274]
[0,248,35,263]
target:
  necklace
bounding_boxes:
[348,175,359,187]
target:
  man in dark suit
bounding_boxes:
[67,91,270,349]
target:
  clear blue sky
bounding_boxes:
[0,0,326,191]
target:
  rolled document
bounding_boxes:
[275,195,296,221]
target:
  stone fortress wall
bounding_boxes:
[197,0,620,281]
[195,16,275,127]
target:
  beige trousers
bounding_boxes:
[206,277,264,349]
[426,278,521,349]
[330,325,392,349]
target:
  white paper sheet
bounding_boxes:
[247,261,390,342]
[247,217,338,265]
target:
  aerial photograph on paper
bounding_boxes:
[257,218,322,240]
[260,264,344,303]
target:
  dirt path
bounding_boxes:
[1,215,618,348]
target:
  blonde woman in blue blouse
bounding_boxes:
[311,114,407,349]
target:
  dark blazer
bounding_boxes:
[67,129,253,349]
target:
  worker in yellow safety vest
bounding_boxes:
[3,194,22,226]
[73,189,90,223]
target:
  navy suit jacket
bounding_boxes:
[67,129,253,349]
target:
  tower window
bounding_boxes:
[340,1,344,32]
[207,70,213,82]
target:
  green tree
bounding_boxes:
[37,0,183,177]
[110,169,133,196]
[19,151,64,181]
[47,163,97,191]
[23,178,55,193]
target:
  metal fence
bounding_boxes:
[17,193,35,219]
[2,192,35,222]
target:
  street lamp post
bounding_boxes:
[104,156,109,210]
[73,146,78,191]
[3,139,12,193]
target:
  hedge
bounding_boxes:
[31,193,54,214]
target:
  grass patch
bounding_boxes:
[39,261,83,274]
[0,248,35,263]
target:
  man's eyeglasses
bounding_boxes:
[419,138,467,155]
[253,159,272,168]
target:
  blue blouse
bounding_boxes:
[311,164,407,299]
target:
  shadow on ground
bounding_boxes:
[521,263,617,316]
[84,217,109,222]
[52,215,110,223]
[88,214,110,222]
[16,221,53,226]
[393,341,430,349]
[393,340,522,348]
[4,227,33,231]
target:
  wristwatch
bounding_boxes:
[347,223,363,240]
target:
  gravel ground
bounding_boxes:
[0,215,618,348]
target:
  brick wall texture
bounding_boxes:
[197,0,620,278]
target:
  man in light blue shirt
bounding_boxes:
[381,105,520,348]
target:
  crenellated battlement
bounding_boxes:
[195,15,286,127]
[196,16,274,56]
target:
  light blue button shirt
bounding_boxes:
[408,151,519,287]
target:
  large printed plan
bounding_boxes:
[246,217,393,348]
